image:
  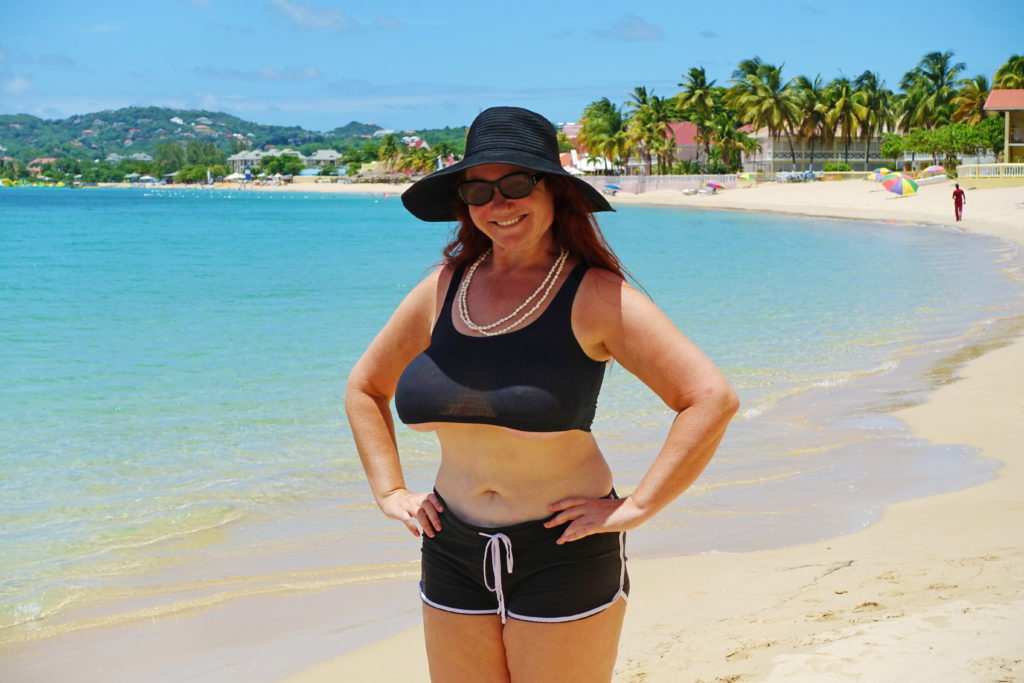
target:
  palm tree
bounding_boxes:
[625,87,654,174]
[730,62,800,166]
[709,111,760,171]
[377,134,401,172]
[953,75,991,124]
[825,77,868,164]
[994,55,1024,89]
[899,50,966,129]
[395,146,436,175]
[731,57,771,84]
[644,94,680,174]
[676,67,718,165]
[792,75,830,170]
[578,98,630,173]
[854,71,894,168]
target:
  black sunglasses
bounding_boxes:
[457,172,543,206]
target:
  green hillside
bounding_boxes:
[0,107,470,164]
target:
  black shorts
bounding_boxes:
[420,490,629,623]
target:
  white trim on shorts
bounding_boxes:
[419,530,628,623]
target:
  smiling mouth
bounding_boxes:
[493,215,527,227]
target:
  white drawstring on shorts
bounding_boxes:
[479,532,514,623]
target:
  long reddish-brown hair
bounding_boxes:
[439,173,628,280]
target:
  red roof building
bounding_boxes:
[984,89,1024,111]
[983,89,1024,164]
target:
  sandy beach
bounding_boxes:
[281,178,1024,682]
[5,179,1021,682]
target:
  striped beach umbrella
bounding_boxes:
[924,164,945,174]
[737,173,757,181]
[881,174,918,196]
[705,181,724,190]
[873,167,892,174]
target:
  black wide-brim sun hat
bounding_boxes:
[401,106,614,222]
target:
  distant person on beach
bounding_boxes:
[953,183,966,221]
[346,106,738,682]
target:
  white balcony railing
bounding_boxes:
[957,163,1024,178]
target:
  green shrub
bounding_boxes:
[822,162,853,172]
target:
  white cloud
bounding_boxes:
[374,11,403,30]
[2,75,34,94]
[266,0,355,31]
[596,14,664,42]
[196,64,322,82]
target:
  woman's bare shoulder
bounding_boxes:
[577,266,645,312]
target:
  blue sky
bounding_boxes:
[1,0,1020,131]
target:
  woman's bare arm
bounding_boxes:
[547,269,740,542]
[344,267,448,536]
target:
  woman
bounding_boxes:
[345,106,738,682]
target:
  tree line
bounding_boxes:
[576,52,1023,174]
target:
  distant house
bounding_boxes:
[106,153,125,163]
[307,149,343,167]
[28,158,58,175]
[226,150,266,172]
[170,117,185,126]
[265,148,306,160]
[985,89,1024,163]
[958,89,1024,188]
[129,153,154,162]
[81,129,96,138]
[666,122,701,163]
[226,147,310,172]
[403,136,431,150]
[195,117,214,125]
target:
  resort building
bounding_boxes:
[666,122,702,164]
[307,149,343,167]
[226,148,313,172]
[958,89,1024,188]
[741,128,888,173]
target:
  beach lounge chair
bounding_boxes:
[682,188,698,196]
[697,188,712,196]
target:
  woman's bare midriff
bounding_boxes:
[418,422,614,527]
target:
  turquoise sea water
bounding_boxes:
[1,186,1022,644]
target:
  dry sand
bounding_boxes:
[284,179,1024,682]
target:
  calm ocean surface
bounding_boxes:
[2,186,1022,643]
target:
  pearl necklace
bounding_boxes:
[458,248,569,336]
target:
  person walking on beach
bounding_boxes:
[952,183,966,221]
[346,106,738,682]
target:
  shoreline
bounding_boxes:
[3,180,1022,681]
[113,176,1023,245]
[286,180,1024,681]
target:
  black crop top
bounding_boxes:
[394,262,606,432]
